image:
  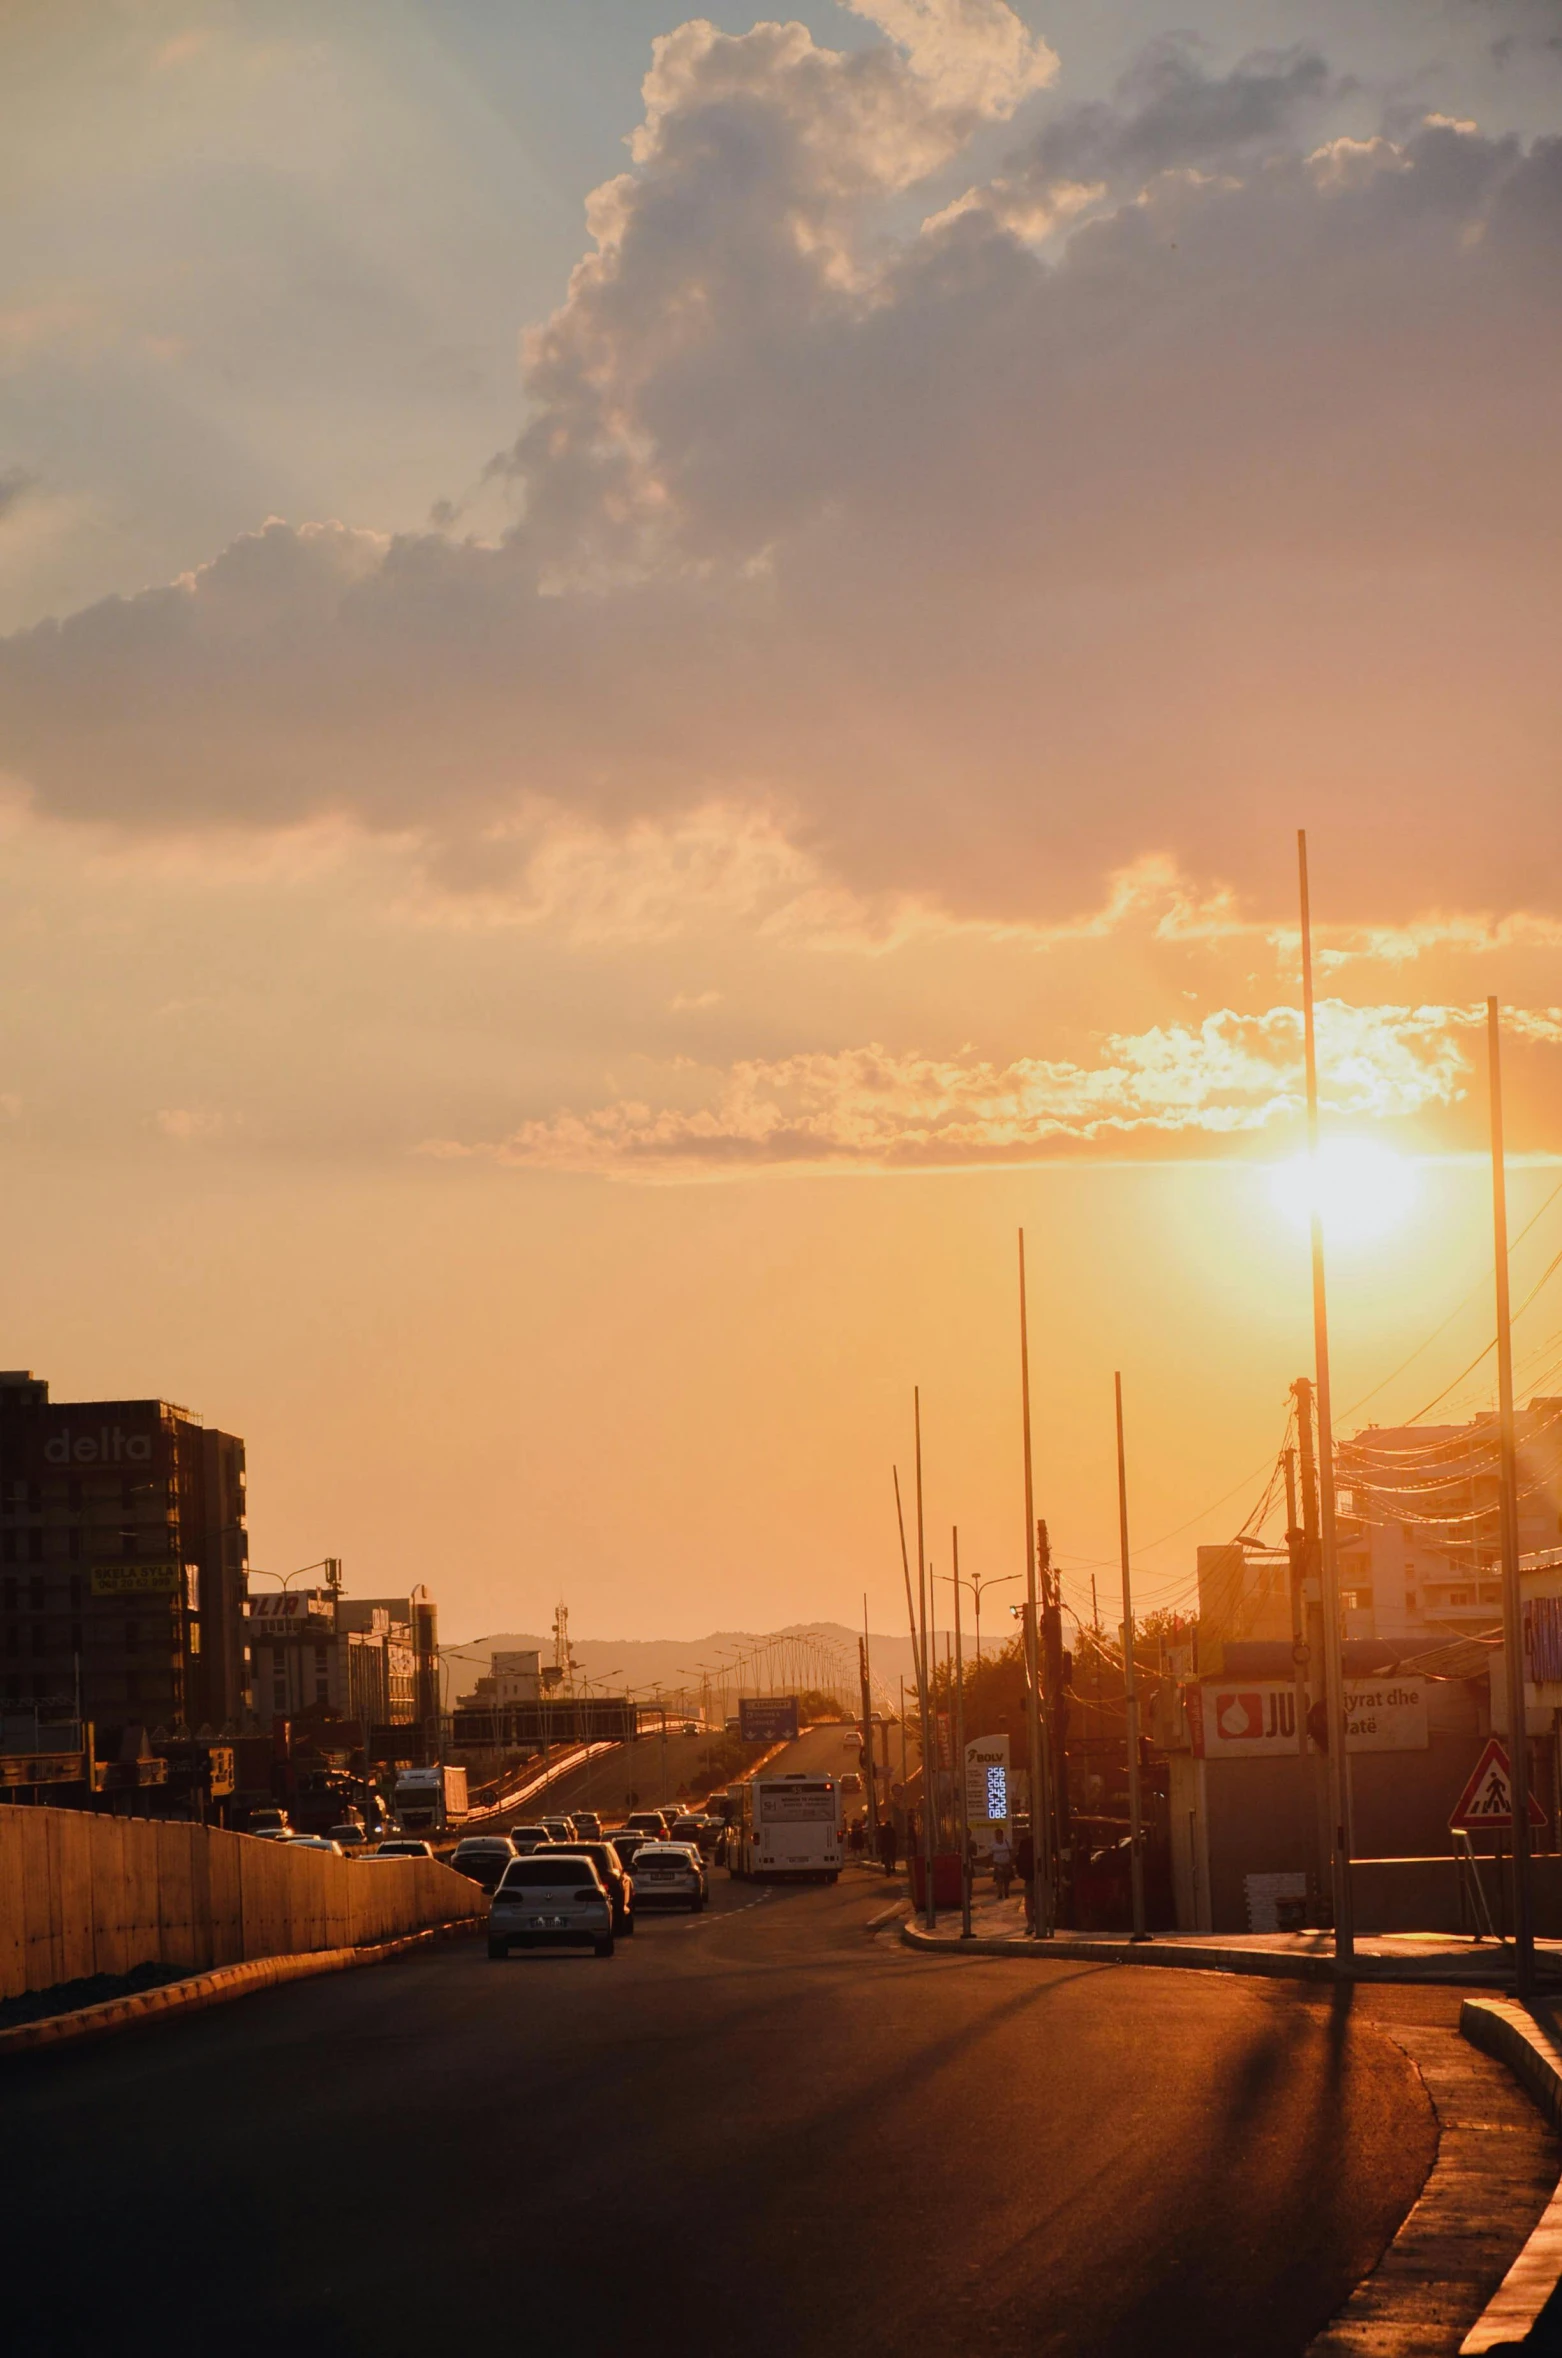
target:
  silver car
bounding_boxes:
[489,1856,616,1958]
[631,1843,707,1912]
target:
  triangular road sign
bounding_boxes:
[1449,1735,1547,1831]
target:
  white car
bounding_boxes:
[631,1843,708,1912]
[284,1835,344,1855]
[489,1856,616,1958]
[374,1837,434,1859]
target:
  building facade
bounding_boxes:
[246,1587,425,1728]
[1338,1400,1562,1643]
[0,1370,248,1736]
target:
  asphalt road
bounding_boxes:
[5,1828,1444,2358]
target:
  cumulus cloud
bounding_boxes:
[1026,35,1341,189]
[1,12,1561,928]
[423,1000,1510,1177]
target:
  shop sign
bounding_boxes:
[1196,1678,1428,1758]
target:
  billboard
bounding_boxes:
[90,1562,181,1596]
[739,1696,800,1743]
[2,1409,171,1481]
[1196,1678,1428,1759]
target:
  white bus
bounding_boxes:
[727,1774,843,1882]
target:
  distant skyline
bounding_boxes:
[2,2,1560,1641]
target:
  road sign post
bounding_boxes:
[1449,1735,1547,1837]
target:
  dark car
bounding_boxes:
[609,1828,650,1865]
[537,1841,635,1934]
[624,1811,669,1842]
[449,1836,518,1893]
[509,1825,551,1852]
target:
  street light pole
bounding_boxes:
[952,1530,972,1939]
[1298,830,1354,1967]
[1489,996,1536,1994]
[1018,1231,1050,1938]
[914,1392,936,1930]
[1114,1372,1147,1943]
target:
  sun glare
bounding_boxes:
[1269,1138,1418,1245]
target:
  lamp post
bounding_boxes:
[965,1569,1023,1667]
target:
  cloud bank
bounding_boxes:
[0,9,1558,934]
[423,1000,1551,1177]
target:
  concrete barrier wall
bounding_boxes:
[0,1808,483,2002]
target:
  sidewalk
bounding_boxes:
[896,1889,1562,1985]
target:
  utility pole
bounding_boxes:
[1298,830,1354,1966]
[953,1528,972,1938]
[914,1392,936,1930]
[893,1466,922,1766]
[1018,1231,1051,1938]
[1041,1520,1067,1903]
[1489,996,1536,1992]
[1114,1374,1147,1941]
[1284,1440,1326,1915]
[860,1593,879,1839]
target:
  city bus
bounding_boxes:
[726,1774,843,1882]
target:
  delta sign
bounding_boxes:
[6,1416,168,1478]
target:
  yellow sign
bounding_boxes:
[90,1562,180,1596]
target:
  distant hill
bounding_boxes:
[445,1620,926,1711]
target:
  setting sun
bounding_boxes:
[1269,1138,1419,1244]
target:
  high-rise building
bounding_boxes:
[0,1371,248,1734]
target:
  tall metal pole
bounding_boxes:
[1114,1373,1147,1941]
[1298,830,1354,1965]
[893,1468,924,1701]
[1018,1231,1051,1937]
[914,1390,936,1930]
[860,1592,879,1840]
[952,1528,972,1938]
[1489,996,1536,1992]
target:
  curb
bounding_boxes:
[897,1921,1562,1989]
[898,1921,1339,1981]
[1457,1999,1562,2353]
[0,1917,480,2059]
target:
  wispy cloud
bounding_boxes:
[422,1000,1524,1179]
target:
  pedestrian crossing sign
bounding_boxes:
[1449,1736,1547,1831]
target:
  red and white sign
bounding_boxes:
[1213,1692,1264,1741]
[1449,1736,1547,1831]
[1195,1678,1428,1759]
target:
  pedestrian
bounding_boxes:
[990,1828,1014,1901]
[877,1816,898,1876]
[848,1816,865,1858]
[1015,1823,1036,1932]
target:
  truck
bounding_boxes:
[394,1763,469,1833]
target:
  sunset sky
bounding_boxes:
[3,0,1561,1648]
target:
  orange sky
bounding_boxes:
[2,1,1560,1641]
